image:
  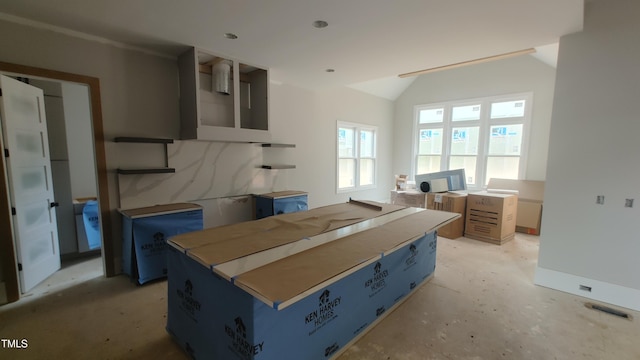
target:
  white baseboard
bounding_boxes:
[534,266,640,312]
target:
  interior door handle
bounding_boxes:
[50,202,60,208]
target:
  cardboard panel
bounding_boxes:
[486,179,544,234]
[213,208,423,281]
[170,202,405,263]
[487,178,544,202]
[516,202,541,228]
[256,190,307,199]
[234,210,458,308]
[389,190,426,208]
[516,202,542,234]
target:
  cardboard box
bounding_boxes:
[389,190,426,208]
[166,201,459,359]
[254,190,308,219]
[426,192,467,239]
[464,192,517,245]
[120,203,203,284]
[487,179,544,235]
[395,174,408,190]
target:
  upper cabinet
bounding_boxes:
[178,47,271,142]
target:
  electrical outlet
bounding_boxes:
[596,195,605,205]
[579,285,592,292]
[625,199,634,208]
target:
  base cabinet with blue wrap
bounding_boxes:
[166,201,459,359]
[254,190,308,219]
[120,203,203,284]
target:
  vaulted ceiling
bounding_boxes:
[0,1,584,99]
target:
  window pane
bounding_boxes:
[491,100,525,119]
[450,127,479,155]
[489,124,523,155]
[416,155,441,175]
[486,157,519,184]
[359,159,375,186]
[418,108,444,124]
[418,128,443,155]
[338,127,355,157]
[452,104,481,121]
[338,159,355,188]
[360,130,375,157]
[449,156,477,185]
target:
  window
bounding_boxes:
[337,122,377,191]
[413,94,531,188]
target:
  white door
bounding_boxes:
[0,75,60,293]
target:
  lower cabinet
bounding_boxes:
[254,190,308,219]
[120,203,203,284]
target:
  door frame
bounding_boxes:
[0,61,113,303]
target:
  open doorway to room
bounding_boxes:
[0,61,113,305]
[23,77,103,298]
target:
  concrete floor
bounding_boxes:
[1,233,638,359]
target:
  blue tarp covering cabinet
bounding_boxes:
[82,200,101,250]
[120,203,203,284]
[254,190,308,219]
[166,200,459,359]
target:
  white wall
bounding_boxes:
[270,83,395,208]
[535,0,640,311]
[393,55,557,183]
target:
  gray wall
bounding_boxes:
[393,55,557,184]
[535,0,640,310]
[61,82,97,199]
[0,19,179,273]
[0,18,394,276]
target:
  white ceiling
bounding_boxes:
[0,1,583,100]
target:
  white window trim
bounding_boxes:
[411,92,532,189]
[337,120,378,193]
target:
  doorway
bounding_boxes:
[0,61,113,304]
[31,77,103,295]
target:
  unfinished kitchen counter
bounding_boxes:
[166,200,459,359]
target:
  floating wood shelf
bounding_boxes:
[261,165,296,170]
[115,136,175,175]
[117,168,176,175]
[114,137,174,144]
[260,143,295,148]
[260,142,296,169]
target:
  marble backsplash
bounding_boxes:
[117,140,287,218]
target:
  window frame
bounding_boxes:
[412,93,532,189]
[337,121,378,193]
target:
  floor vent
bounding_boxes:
[585,302,633,320]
